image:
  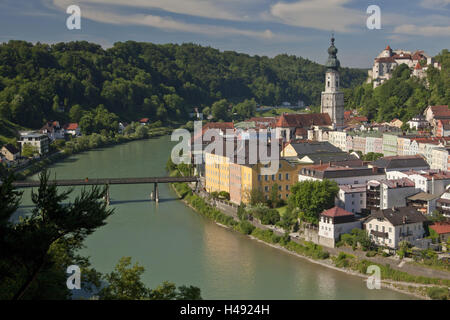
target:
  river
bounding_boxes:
[16,136,413,299]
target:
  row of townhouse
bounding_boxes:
[328,129,450,171]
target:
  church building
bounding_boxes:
[321,36,345,129]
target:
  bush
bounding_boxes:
[237,221,255,235]
[427,287,449,300]
[366,251,377,257]
[218,191,230,200]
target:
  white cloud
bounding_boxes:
[420,0,450,9]
[392,24,450,37]
[269,0,365,33]
[52,0,256,21]
[51,1,297,41]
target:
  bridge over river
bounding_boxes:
[9,176,198,203]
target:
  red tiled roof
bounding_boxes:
[375,57,396,63]
[65,123,78,130]
[191,122,235,144]
[275,113,331,128]
[295,128,307,136]
[385,45,391,51]
[414,62,422,70]
[430,223,450,235]
[431,106,450,120]
[139,118,150,123]
[344,111,351,120]
[321,206,354,218]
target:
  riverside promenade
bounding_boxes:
[193,184,450,281]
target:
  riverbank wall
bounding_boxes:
[171,181,450,300]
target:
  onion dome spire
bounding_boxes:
[325,34,340,71]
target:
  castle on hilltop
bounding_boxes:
[368,45,442,88]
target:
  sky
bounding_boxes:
[0,0,449,68]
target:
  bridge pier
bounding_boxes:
[154,182,159,203]
[105,185,110,206]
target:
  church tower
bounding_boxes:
[321,36,344,129]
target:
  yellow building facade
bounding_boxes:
[204,148,305,204]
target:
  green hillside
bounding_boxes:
[0,40,367,130]
[0,118,26,146]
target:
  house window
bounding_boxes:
[265,175,268,181]
[279,173,282,180]
[286,173,289,180]
[271,175,275,181]
[286,185,289,191]
[264,186,269,192]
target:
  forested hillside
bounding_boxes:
[0,40,367,129]
[344,49,450,123]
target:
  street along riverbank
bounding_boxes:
[170,180,450,300]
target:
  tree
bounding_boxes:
[0,170,113,299]
[0,169,114,299]
[98,257,149,300]
[211,99,229,121]
[232,99,256,120]
[69,104,84,122]
[135,125,149,139]
[21,143,38,158]
[278,208,299,232]
[98,257,202,300]
[248,188,265,206]
[288,179,339,225]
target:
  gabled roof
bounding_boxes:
[375,57,396,63]
[299,152,358,164]
[371,155,429,170]
[287,140,342,156]
[299,164,384,179]
[275,113,331,128]
[430,105,450,119]
[407,192,440,202]
[430,223,450,235]
[2,143,19,155]
[366,206,428,226]
[139,118,150,123]
[321,206,354,218]
[64,123,79,130]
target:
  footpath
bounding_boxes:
[194,185,450,281]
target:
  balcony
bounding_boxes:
[371,230,388,238]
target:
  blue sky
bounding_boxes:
[0,0,449,68]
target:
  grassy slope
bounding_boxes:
[0,118,26,146]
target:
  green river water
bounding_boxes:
[16,136,413,299]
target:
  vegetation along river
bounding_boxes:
[16,136,412,299]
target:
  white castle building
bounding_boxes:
[368,45,441,88]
